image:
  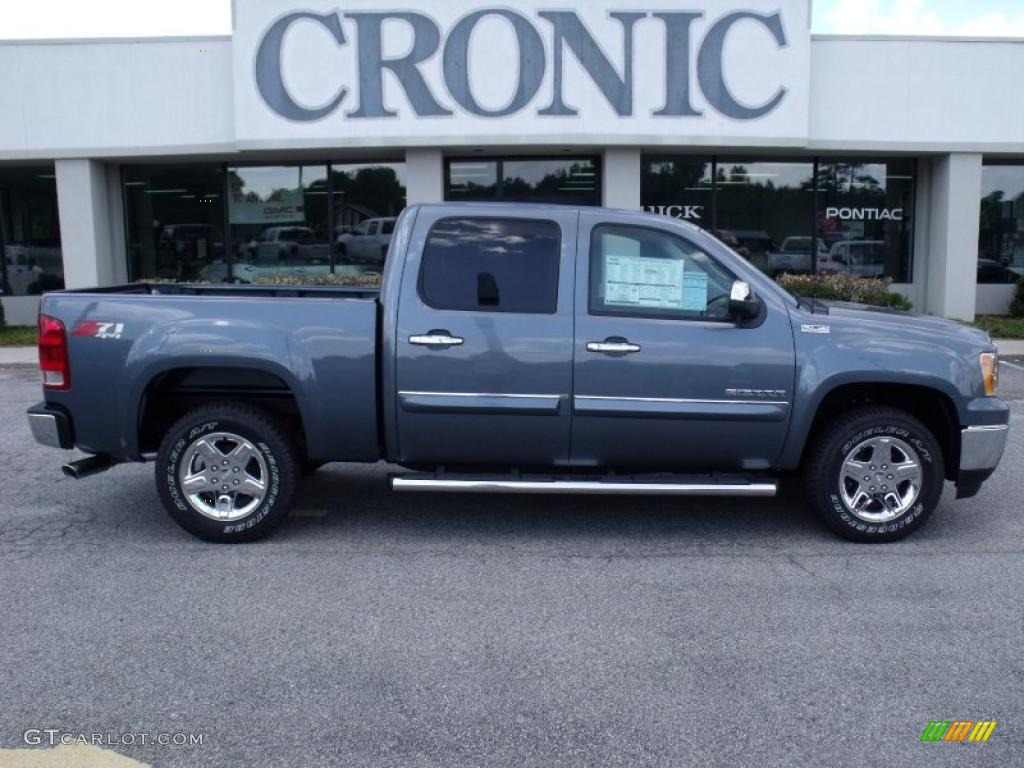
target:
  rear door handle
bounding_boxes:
[587,339,641,355]
[409,331,464,347]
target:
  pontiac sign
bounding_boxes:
[233,0,810,147]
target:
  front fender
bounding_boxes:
[778,329,972,469]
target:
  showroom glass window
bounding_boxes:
[978,164,1024,284]
[816,159,915,283]
[641,156,916,282]
[0,167,63,295]
[641,157,713,228]
[126,161,407,284]
[446,157,600,205]
[123,164,226,282]
[227,165,330,284]
[331,161,407,277]
[714,160,815,277]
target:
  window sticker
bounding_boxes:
[681,272,708,311]
[603,254,684,310]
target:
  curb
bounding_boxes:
[993,339,1024,356]
[0,346,36,365]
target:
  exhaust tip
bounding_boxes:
[61,454,115,480]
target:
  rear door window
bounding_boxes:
[419,217,560,314]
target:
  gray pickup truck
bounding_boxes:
[27,203,1008,543]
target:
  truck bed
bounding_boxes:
[39,283,381,462]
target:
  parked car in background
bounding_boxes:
[821,240,887,278]
[976,259,1024,284]
[199,226,331,283]
[336,217,396,264]
[3,247,45,294]
[156,224,223,280]
[245,226,330,265]
[772,236,828,274]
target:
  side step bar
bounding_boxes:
[391,476,777,497]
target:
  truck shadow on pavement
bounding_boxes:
[8,459,981,551]
[275,464,833,548]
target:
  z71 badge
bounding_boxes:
[72,321,125,339]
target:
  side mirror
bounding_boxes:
[728,280,762,322]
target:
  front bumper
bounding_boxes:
[27,402,74,449]
[960,424,1009,472]
[955,419,1009,499]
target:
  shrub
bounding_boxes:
[775,273,913,311]
[0,297,5,328]
[1009,277,1024,318]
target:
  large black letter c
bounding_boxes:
[697,11,787,120]
[255,12,347,121]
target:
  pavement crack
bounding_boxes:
[786,553,815,576]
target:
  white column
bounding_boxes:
[55,159,120,288]
[405,148,444,204]
[924,153,983,320]
[602,148,641,210]
[105,163,129,284]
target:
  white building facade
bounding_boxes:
[1,0,1022,324]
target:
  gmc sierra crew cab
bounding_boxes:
[27,203,1009,543]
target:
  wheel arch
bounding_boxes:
[786,381,960,480]
[136,365,311,458]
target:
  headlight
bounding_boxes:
[980,352,998,396]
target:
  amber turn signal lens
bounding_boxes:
[980,352,998,396]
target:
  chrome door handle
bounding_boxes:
[409,332,464,347]
[587,340,641,354]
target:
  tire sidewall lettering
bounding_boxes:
[166,421,281,537]
[829,421,935,536]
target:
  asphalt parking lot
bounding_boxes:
[1,363,1022,767]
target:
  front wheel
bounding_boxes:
[804,406,944,542]
[156,403,299,542]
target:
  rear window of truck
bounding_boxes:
[419,217,560,314]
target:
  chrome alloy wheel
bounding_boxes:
[839,435,923,523]
[178,432,268,521]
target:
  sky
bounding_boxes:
[0,0,1022,39]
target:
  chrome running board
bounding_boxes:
[391,475,777,497]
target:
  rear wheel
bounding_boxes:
[156,403,299,542]
[804,406,944,542]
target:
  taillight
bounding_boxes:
[38,314,70,390]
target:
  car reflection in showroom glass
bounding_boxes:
[714,160,815,278]
[816,160,915,282]
[978,164,1024,284]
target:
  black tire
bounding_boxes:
[156,402,299,542]
[803,406,944,542]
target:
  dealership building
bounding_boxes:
[1,0,1022,325]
